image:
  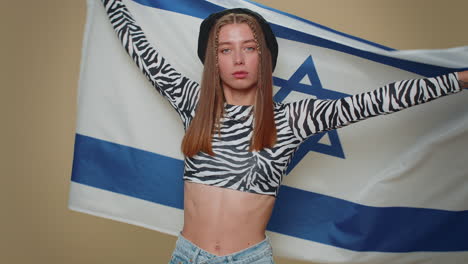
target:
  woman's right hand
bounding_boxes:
[457,70,468,89]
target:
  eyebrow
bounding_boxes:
[218,39,256,46]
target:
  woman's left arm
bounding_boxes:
[287,71,466,141]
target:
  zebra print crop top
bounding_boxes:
[101,0,463,196]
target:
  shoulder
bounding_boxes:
[274,98,317,111]
[273,101,284,109]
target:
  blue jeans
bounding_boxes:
[169,233,275,264]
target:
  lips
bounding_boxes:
[232,71,248,79]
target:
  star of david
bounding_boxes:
[273,56,350,174]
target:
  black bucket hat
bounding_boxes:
[197,8,279,71]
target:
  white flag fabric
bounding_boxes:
[69,0,468,262]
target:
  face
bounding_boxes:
[217,23,259,95]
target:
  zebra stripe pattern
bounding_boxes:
[287,75,461,140]
[101,0,462,196]
[102,0,200,129]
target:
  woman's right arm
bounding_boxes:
[101,0,200,124]
[286,72,464,141]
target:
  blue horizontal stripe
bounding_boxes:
[71,134,184,208]
[130,0,466,77]
[132,0,224,19]
[242,0,395,51]
[72,134,468,252]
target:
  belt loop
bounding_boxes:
[191,247,201,264]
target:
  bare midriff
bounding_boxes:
[181,181,276,256]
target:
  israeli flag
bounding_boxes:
[69,0,468,262]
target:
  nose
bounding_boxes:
[233,49,244,65]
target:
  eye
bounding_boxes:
[220,48,231,54]
[244,46,256,52]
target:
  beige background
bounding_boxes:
[1,0,467,263]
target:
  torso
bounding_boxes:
[182,181,275,256]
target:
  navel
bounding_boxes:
[213,241,221,254]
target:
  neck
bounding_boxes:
[223,86,257,106]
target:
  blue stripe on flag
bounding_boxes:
[71,134,184,209]
[130,0,465,77]
[71,134,468,252]
[132,0,224,18]
[241,0,395,51]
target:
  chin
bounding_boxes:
[232,81,257,90]
[222,79,258,93]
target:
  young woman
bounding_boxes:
[100,0,468,263]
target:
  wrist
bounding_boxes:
[459,79,468,89]
[456,71,468,89]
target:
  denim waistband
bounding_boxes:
[174,233,272,264]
